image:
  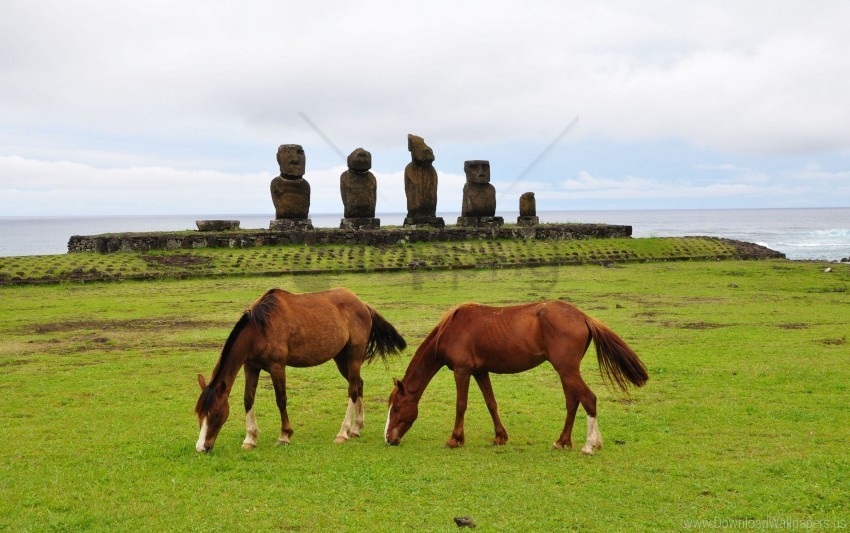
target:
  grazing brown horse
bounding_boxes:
[385,301,648,454]
[195,288,406,452]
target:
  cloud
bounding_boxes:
[548,170,805,201]
[1,1,849,214]
[0,155,468,216]
[0,155,267,215]
[794,165,850,182]
[2,1,849,158]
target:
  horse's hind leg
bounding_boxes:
[242,365,261,450]
[474,372,508,445]
[564,375,602,455]
[551,369,602,454]
[581,389,603,455]
[553,373,581,450]
[353,372,365,435]
[333,352,364,443]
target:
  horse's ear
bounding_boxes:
[198,374,207,390]
[394,378,404,394]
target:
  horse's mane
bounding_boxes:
[195,289,282,416]
[431,305,465,358]
[399,305,464,394]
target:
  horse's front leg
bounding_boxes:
[474,372,508,445]
[446,370,471,448]
[268,363,294,445]
[242,365,261,450]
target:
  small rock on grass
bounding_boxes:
[454,516,476,528]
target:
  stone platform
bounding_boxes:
[68,223,633,254]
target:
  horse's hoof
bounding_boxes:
[276,437,291,446]
[334,436,349,444]
[492,438,507,446]
[551,442,564,450]
[581,444,595,455]
[445,438,463,448]
[242,442,256,450]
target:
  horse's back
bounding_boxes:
[438,303,545,373]
[439,301,590,373]
[261,288,371,366]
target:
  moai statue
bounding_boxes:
[403,134,444,227]
[339,148,380,229]
[517,191,539,226]
[457,160,503,227]
[269,144,313,230]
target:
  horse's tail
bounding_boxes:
[585,316,648,393]
[365,305,407,364]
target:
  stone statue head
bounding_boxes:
[276,144,306,178]
[407,134,435,163]
[464,160,490,184]
[347,148,372,173]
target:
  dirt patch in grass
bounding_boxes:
[663,321,733,330]
[142,254,213,268]
[33,318,227,334]
[819,337,847,345]
[0,358,31,368]
[777,323,809,330]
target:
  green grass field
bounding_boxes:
[0,255,847,530]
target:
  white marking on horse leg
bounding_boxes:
[384,407,392,444]
[351,397,364,437]
[242,407,259,449]
[581,416,601,455]
[334,398,356,443]
[196,417,209,453]
[591,416,603,449]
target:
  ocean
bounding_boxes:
[1,208,849,261]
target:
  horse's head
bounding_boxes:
[385,378,418,445]
[194,374,230,453]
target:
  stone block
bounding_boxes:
[340,217,381,230]
[269,218,314,231]
[196,220,240,231]
[456,216,504,227]
[403,216,445,228]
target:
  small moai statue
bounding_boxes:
[403,134,444,227]
[270,144,313,230]
[339,148,380,229]
[457,160,503,227]
[517,192,539,226]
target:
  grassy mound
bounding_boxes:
[0,237,783,285]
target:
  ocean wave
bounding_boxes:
[770,241,850,248]
[811,229,850,237]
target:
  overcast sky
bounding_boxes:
[1,1,849,217]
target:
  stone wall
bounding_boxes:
[67,223,632,254]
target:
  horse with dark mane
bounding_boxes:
[385,301,648,454]
[195,287,406,452]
